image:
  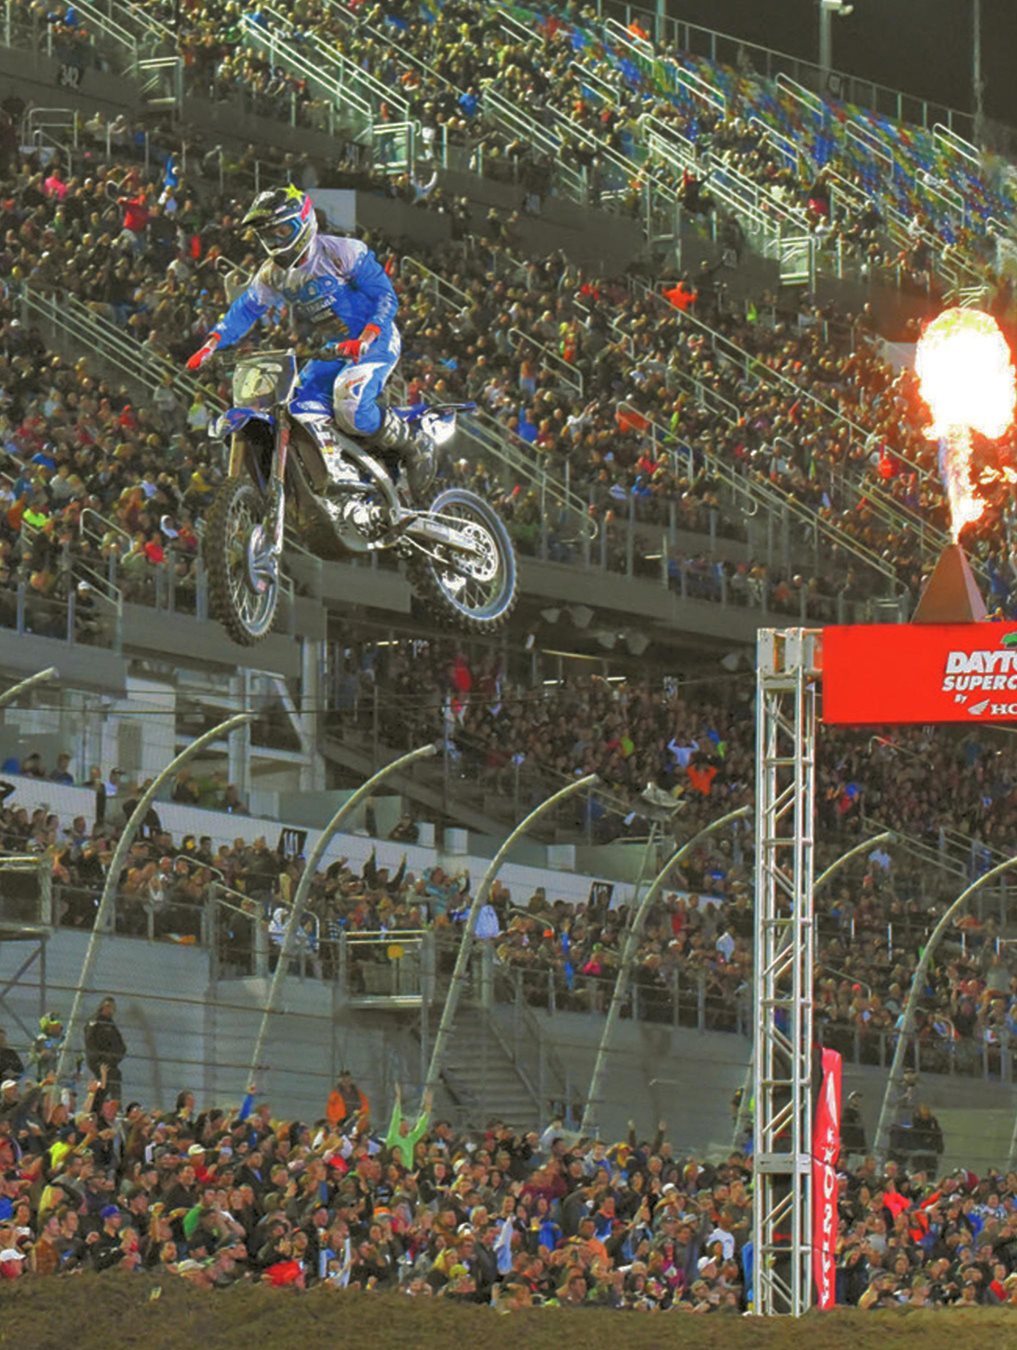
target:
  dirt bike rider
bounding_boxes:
[185,185,433,499]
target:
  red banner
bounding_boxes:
[822,622,1017,724]
[812,1047,842,1309]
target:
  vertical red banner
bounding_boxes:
[812,1047,842,1309]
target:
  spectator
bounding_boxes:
[83,997,126,1100]
[326,1069,369,1132]
[840,1091,867,1159]
[909,1103,945,1173]
[386,1083,433,1167]
[0,1030,23,1083]
[49,753,73,786]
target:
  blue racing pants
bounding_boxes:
[290,327,401,437]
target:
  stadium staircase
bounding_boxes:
[424,1012,545,1130]
[19,0,184,112]
[420,954,575,1129]
[864,815,1017,900]
[320,731,523,839]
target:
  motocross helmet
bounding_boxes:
[243,185,317,269]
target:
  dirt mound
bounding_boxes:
[0,1273,1012,1350]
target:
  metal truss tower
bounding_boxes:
[752,629,819,1316]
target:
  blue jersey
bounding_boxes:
[210,233,398,350]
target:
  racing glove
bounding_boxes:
[335,324,381,362]
[186,333,220,371]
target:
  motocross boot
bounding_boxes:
[368,408,435,503]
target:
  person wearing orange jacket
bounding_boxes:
[326,1068,369,1131]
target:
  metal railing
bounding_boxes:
[507,327,583,395]
[13,863,1017,1088]
[398,254,594,533]
[512,0,996,286]
[628,277,952,554]
[264,2,411,123]
[589,0,981,141]
[596,312,906,597]
[17,284,216,409]
[15,514,124,647]
[338,929,430,1003]
[239,9,415,158]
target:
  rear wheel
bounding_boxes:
[409,487,517,633]
[204,479,279,646]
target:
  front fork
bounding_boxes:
[269,421,289,556]
[228,424,288,558]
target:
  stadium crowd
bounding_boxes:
[5,0,1017,619]
[1,146,886,623]
[3,90,1017,1063]
[5,134,1010,626]
[20,0,1002,288]
[2,729,1016,1075]
[4,0,1017,1321]
[1,1063,1017,1309]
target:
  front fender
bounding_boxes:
[209,406,277,440]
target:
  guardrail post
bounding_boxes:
[337,932,348,995]
[252,903,269,977]
[421,930,434,1004]
[479,941,493,1010]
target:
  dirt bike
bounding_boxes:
[202,348,518,645]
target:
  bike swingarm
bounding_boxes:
[397,513,483,558]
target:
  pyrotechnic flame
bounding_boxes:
[915,308,1016,542]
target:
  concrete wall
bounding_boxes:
[3,926,1013,1164]
[0,927,417,1125]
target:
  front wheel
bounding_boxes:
[409,488,518,633]
[204,479,279,646]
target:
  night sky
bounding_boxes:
[666,0,1017,130]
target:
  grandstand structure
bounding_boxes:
[4,0,1017,1319]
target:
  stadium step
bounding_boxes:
[434,1017,541,1129]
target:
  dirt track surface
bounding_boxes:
[1,1273,1013,1350]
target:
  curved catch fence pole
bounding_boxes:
[57,713,253,1084]
[425,774,599,1097]
[249,743,437,1084]
[874,854,1017,1163]
[582,804,751,1135]
[0,666,58,711]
